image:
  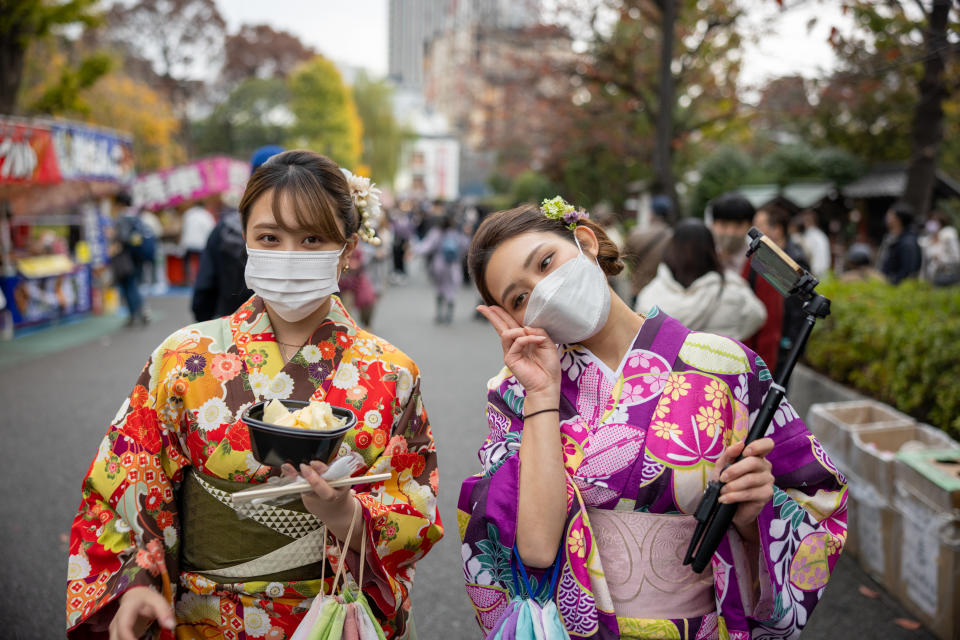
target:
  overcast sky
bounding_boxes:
[218,1,852,91]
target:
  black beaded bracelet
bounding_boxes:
[523,408,559,421]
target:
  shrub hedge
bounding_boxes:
[804,278,960,440]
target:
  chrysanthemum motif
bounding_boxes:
[652,420,680,439]
[695,405,723,437]
[184,354,206,374]
[243,605,271,638]
[568,528,586,558]
[196,397,229,431]
[332,362,360,390]
[300,345,322,363]
[664,375,692,401]
[704,379,728,409]
[67,554,91,580]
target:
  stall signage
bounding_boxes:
[0,124,61,184]
[132,156,250,210]
[0,118,134,185]
[50,123,134,183]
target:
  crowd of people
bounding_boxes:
[620,192,960,377]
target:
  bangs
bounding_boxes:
[269,165,347,243]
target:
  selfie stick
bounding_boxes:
[682,227,831,573]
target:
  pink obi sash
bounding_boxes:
[587,508,716,620]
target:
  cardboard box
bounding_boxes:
[850,424,959,498]
[845,472,901,590]
[807,400,914,473]
[893,484,960,640]
[896,448,960,516]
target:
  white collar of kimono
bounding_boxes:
[570,327,643,382]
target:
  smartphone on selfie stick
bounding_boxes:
[683,227,832,574]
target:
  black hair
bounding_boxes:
[710,192,755,223]
[663,218,724,288]
[890,201,915,229]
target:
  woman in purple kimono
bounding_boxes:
[458,200,847,639]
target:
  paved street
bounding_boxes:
[0,271,933,639]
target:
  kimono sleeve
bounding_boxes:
[457,369,586,637]
[714,349,848,638]
[66,339,191,638]
[346,361,443,630]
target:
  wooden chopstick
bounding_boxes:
[231,472,392,504]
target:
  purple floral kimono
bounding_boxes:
[458,309,847,639]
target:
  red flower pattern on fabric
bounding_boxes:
[121,407,162,454]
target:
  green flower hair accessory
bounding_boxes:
[541,196,589,230]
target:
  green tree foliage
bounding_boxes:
[510,170,560,206]
[807,1,959,208]
[690,146,751,218]
[762,144,822,186]
[531,0,749,213]
[352,72,409,186]
[0,0,102,113]
[287,57,363,171]
[27,51,111,115]
[191,77,291,159]
[690,144,864,217]
[806,278,960,439]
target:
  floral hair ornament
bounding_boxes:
[541,196,589,230]
[340,168,383,246]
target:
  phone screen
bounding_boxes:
[747,233,806,296]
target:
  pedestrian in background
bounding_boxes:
[412,212,468,323]
[625,194,672,305]
[840,243,884,282]
[66,150,441,640]
[110,191,153,327]
[752,204,810,379]
[179,197,217,284]
[461,199,845,639]
[920,209,960,286]
[799,209,831,278]
[708,191,754,274]
[635,218,766,340]
[879,201,923,285]
[708,193,784,370]
[389,205,414,284]
[338,240,379,327]
[191,145,283,321]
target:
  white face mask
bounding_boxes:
[523,236,611,344]
[244,246,345,322]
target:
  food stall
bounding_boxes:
[0,116,135,334]
[131,156,249,285]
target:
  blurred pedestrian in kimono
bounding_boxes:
[412,213,468,324]
[339,241,380,328]
[66,150,443,640]
[459,200,847,639]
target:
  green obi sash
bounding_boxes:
[180,469,329,583]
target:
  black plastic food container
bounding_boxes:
[242,399,357,467]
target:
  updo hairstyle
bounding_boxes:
[468,203,624,306]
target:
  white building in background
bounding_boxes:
[394,110,460,200]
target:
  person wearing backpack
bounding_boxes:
[413,212,468,323]
[111,192,153,327]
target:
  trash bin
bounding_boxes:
[807,400,914,473]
